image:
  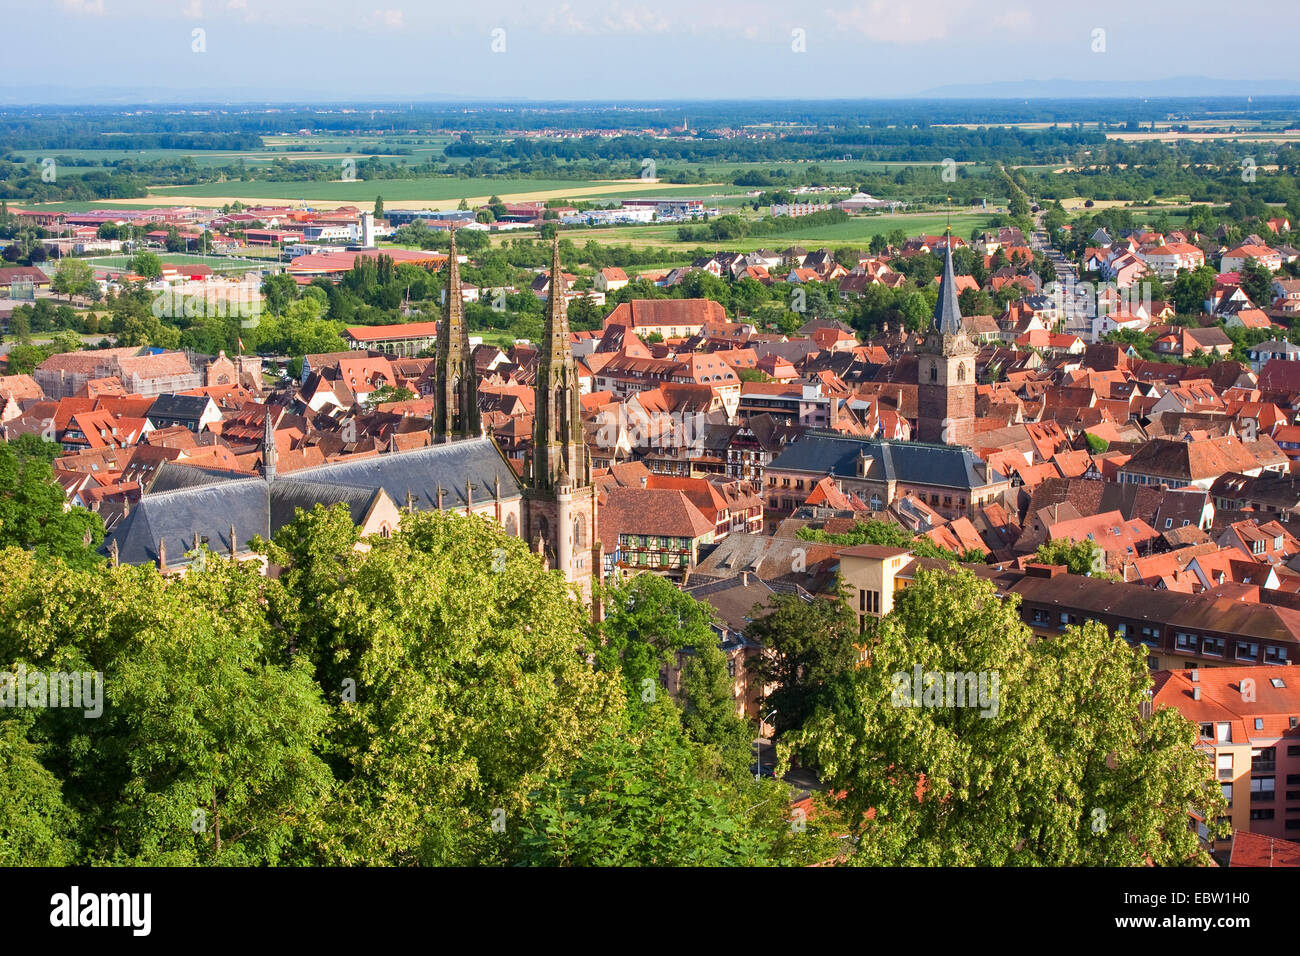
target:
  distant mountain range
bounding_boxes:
[917,76,1300,99]
[3,78,1300,107]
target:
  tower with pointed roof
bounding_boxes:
[525,237,598,602]
[434,229,481,442]
[262,404,277,482]
[916,231,976,447]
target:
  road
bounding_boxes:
[1029,209,1095,341]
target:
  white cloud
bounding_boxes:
[541,1,673,35]
[372,7,405,29]
[57,0,105,14]
[182,0,204,17]
[994,8,1032,31]
[828,0,977,44]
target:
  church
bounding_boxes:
[103,233,601,605]
[915,231,977,448]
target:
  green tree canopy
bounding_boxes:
[793,566,1227,865]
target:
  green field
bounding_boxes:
[531,211,998,254]
[84,254,268,274]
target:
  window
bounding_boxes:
[727,658,736,678]
[1237,641,1259,661]
[1254,747,1276,771]
[929,363,937,382]
[1217,753,1234,780]
[1175,632,1198,652]
[1266,645,1290,664]
[1217,722,1232,743]
[1286,820,1300,831]
[1256,719,1265,731]
[1202,636,1225,657]
[1221,782,1234,806]
[1251,778,1276,802]
[1199,723,1214,739]
[1251,809,1275,821]
[1165,518,1173,529]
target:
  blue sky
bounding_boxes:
[5,0,1300,102]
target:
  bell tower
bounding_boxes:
[916,231,976,447]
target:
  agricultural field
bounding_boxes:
[509,210,999,254]
[73,177,747,210]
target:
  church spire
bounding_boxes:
[434,227,480,441]
[262,404,277,482]
[530,236,588,491]
[933,229,964,336]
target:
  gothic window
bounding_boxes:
[574,516,587,549]
[505,513,518,537]
[957,363,967,383]
[929,362,937,382]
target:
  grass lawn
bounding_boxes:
[84,254,267,274]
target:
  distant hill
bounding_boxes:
[918,76,1300,99]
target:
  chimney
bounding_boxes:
[1192,686,1202,701]
[741,570,751,587]
[1190,669,1200,682]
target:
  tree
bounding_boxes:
[514,703,840,866]
[362,384,416,409]
[50,257,95,301]
[128,251,162,280]
[258,506,620,865]
[0,434,104,570]
[0,548,333,865]
[1170,264,1215,316]
[745,591,860,743]
[958,287,994,316]
[677,636,755,782]
[793,566,1228,865]
[1240,257,1274,307]
[597,573,714,709]
[261,273,299,317]
[1036,537,1107,576]
[0,721,78,865]
[373,195,384,220]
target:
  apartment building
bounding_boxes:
[1153,666,1300,856]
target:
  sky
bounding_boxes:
[4,0,1300,103]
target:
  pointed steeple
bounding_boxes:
[531,236,588,492]
[933,230,964,336]
[262,404,277,482]
[434,227,480,441]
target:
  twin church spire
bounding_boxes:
[433,231,589,492]
[434,228,481,442]
[530,237,590,491]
